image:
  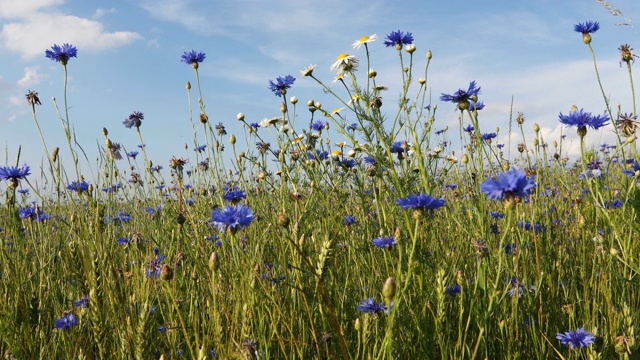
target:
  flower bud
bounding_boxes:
[290,96,298,104]
[533,123,540,133]
[209,252,219,272]
[237,113,245,121]
[354,318,361,331]
[405,44,416,54]
[160,264,174,281]
[418,78,426,85]
[229,134,236,145]
[382,277,397,303]
[368,69,377,78]
[186,81,191,90]
[307,99,315,107]
[462,154,469,164]
[277,212,290,227]
[426,50,432,59]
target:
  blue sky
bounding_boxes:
[1,0,640,176]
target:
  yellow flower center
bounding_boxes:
[359,36,370,43]
[332,150,342,156]
[337,53,349,60]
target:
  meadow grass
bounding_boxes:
[1,25,640,360]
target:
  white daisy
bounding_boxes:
[352,34,378,49]
[330,53,359,73]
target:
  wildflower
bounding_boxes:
[194,144,207,153]
[26,90,41,106]
[215,122,226,135]
[223,189,246,203]
[116,236,132,245]
[308,150,328,161]
[311,120,327,132]
[396,193,445,211]
[67,180,90,193]
[580,160,603,179]
[616,112,638,136]
[352,34,378,49]
[372,236,397,249]
[622,160,640,178]
[45,43,77,65]
[464,124,475,133]
[17,189,29,195]
[559,108,609,136]
[446,284,461,296]
[480,169,535,209]
[300,64,317,77]
[482,133,497,141]
[268,75,296,97]
[357,297,389,315]
[440,81,481,110]
[127,151,139,159]
[346,123,358,131]
[123,111,144,129]
[390,141,405,154]
[335,158,358,169]
[180,50,206,68]
[0,164,30,187]
[619,44,638,66]
[574,21,600,44]
[210,204,255,234]
[343,215,356,226]
[259,117,284,128]
[54,313,79,330]
[383,30,414,48]
[330,53,359,73]
[556,328,596,349]
[73,296,89,308]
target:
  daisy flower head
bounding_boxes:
[45,43,77,65]
[330,53,359,74]
[300,64,317,77]
[480,169,535,210]
[440,81,481,110]
[384,30,414,49]
[574,21,600,44]
[556,328,596,349]
[268,75,296,97]
[352,34,378,49]
[181,50,206,69]
[558,107,609,137]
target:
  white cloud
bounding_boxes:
[0,0,63,18]
[8,95,21,106]
[93,7,116,19]
[17,66,45,87]
[0,12,143,60]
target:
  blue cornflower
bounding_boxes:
[357,297,388,315]
[446,284,461,296]
[383,30,414,48]
[372,236,397,249]
[482,133,497,141]
[211,204,255,234]
[45,43,77,64]
[434,128,446,135]
[556,328,596,349]
[464,124,475,133]
[469,101,485,111]
[308,150,329,161]
[17,189,29,194]
[559,108,609,135]
[574,21,600,44]
[363,156,376,165]
[346,123,358,131]
[115,212,132,222]
[440,81,481,110]
[127,151,139,159]
[181,50,206,68]
[311,120,327,132]
[622,160,640,177]
[123,111,144,129]
[390,141,405,154]
[67,180,90,193]
[73,296,89,308]
[396,193,445,212]
[490,211,505,219]
[54,313,79,330]
[335,158,358,169]
[223,189,246,203]
[268,75,296,97]
[480,169,536,204]
[343,215,356,226]
[194,144,207,153]
[250,122,260,129]
[116,236,132,245]
[0,164,30,186]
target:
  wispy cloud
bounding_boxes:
[0,0,63,18]
[93,7,116,20]
[17,66,46,87]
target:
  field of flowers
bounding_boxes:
[1,21,640,359]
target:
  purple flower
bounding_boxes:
[73,296,89,308]
[181,50,206,67]
[440,81,481,110]
[446,284,461,296]
[357,297,388,315]
[372,236,397,249]
[482,133,497,141]
[574,21,600,34]
[559,108,609,132]
[223,189,246,203]
[67,180,90,193]
[556,328,596,349]
[390,141,405,154]
[383,30,414,48]
[343,215,356,226]
[268,75,295,97]
[480,169,535,201]
[0,164,30,184]
[45,43,77,64]
[123,111,144,129]
[211,204,255,234]
[396,193,445,211]
[54,313,79,330]
[311,120,327,132]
